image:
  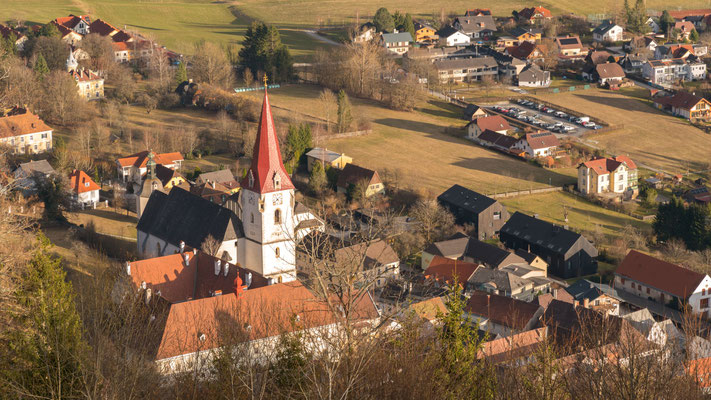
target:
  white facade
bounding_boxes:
[594,25,623,43]
[646,18,661,33]
[0,129,52,154]
[439,31,471,47]
[615,274,711,315]
[512,139,556,158]
[643,60,707,85]
[74,189,99,205]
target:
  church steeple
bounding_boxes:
[66,49,78,73]
[240,85,294,194]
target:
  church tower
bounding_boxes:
[66,49,78,73]
[239,83,297,282]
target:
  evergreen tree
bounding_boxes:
[285,123,312,167]
[402,13,416,38]
[238,22,293,83]
[33,173,68,221]
[309,161,327,194]
[690,29,700,42]
[373,7,394,32]
[34,53,49,78]
[3,32,17,55]
[336,89,353,133]
[660,10,675,35]
[685,204,710,250]
[39,23,60,37]
[175,60,187,86]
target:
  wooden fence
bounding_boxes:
[487,186,563,199]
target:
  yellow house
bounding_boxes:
[336,164,385,197]
[306,148,353,172]
[510,27,542,43]
[156,164,186,189]
[414,22,438,43]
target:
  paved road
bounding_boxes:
[302,29,342,46]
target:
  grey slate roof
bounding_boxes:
[196,169,236,184]
[455,16,497,34]
[18,159,55,175]
[593,21,619,36]
[436,25,461,38]
[469,267,529,293]
[500,212,597,257]
[306,148,342,163]
[519,64,550,83]
[433,56,497,70]
[464,239,524,268]
[565,279,622,302]
[438,184,497,215]
[137,187,243,250]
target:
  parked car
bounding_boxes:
[545,108,556,114]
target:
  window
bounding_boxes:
[704,289,707,296]
[647,288,650,294]
[493,211,501,220]
[274,209,281,224]
[278,275,283,283]
[702,298,709,309]
[275,247,280,258]
[250,213,254,224]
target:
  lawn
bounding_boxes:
[267,84,577,195]
[66,208,137,241]
[501,191,651,239]
[533,88,711,174]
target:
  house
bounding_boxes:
[565,279,622,315]
[512,132,560,158]
[405,46,476,62]
[592,21,624,43]
[465,291,544,337]
[463,104,489,120]
[380,31,413,55]
[555,35,587,59]
[453,15,497,40]
[68,169,100,206]
[52,22,83,45]
[88,18,119,37]
[437,184,510,239]
[578,155,638,197]
[674,21,696,40]
[424,255,480,286]
[414,21,438,43]
[433,57,498,83]
[586,50,614,66]
[594,62,626,86]
[190,180,234,205]
[353,22,376,43]
[334,239,400,288]
[614,250,711,315]
[465,115,510,138]
[111,41,134,63]
[405,297,448,329]
[514,248,549,272]
[124,251,378,374]
[625,36,657,53]
[622,308,682,347]
[473,130,519,153]
[495,36,518,49]
[509,27,542,43]
[116,150,183,184]
[468,267,539,301]
[644,58,707,85]
[336,164,384,197]
[66,50,104,100]
[518,64,551,87]
[653,91,711,120]
[685,186,711,204]
[500,212,599,279]
[516,6,552,22]
[422,234,525,270]
[52,14,91,35]
[13,160,56,195]
[620,54,647,74]
[506,41,545,63]
[655,44,696,60]
[436,26,471,47]
[0,24,28,51]
[0,108,53,154]
[478,327,547,366]
[646,17,661,33]
[305,148,352,172]
[196,169,239,193]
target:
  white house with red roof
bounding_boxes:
[512,131,560,158]
[466,115,511,139]
[578,155,638,197]
[0,107,53,154]
[116,150,184,183]
[52,14,91,35]
[68,169,100,205]
[614,250,711,315]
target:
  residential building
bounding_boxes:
[686,358,711,394]
[622,308,682,347]
[516,6,553,22]
[334,239,400,287]
[13,159,56,195]
[593,21,624,43]
[0,24,28,51]
[620,54,647,74]
[509,27,542,43]
[305,148,352,172]
[135,155,168,219]
[465,291,544,337]
[465,9,491,16]
[422,234,525,270]
[473,130,519,153]
[594,62,626,85]
[500,212,598,279]
[52,14,91,35]
[433,57,498,83]
[190,180,234,205]
[513,248,549,272]
[111,41,134,63]
[565,279,622,315]
[495,36,517,49]
[414,21,438,43]
[624,36,657,53]
[336,164,384,197]
[643,58,707,85]
[555,35,587,58]
[66,50,104,100]
[512,132,560,158]
[424,255,480,286]
[675,21,696,40]
[68,169,100,206]
[353,22,376,43]
[52,22,83,44]
[646,17,661,33]
[506,41,545,63]
[478,46,528,77]
[465,115,510,138]
[0,108,53,154]
[453,15,497,40]
[463,104,489,120]
[380,31,413,55]
[405,297,448,330]
[88,18,119,37]
[478,328,547,366]
[196,169,240,193]
[653,91,711,120]
[116,150,183,184]
[614,250,711,316]
[405,46,476,63]
[578,155,638,197]
[437,184,510,239]
[518,64,551,87]
[654,44,696,60]
[436,26,471,47]
[469,267,543,301]
[585,50,614,66]
[685,186,711,205]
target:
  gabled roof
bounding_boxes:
[334,239,399,270]
[407,297,448,321]
[69,68,102,82]
[477,129,518,149]
[478,327,546,364]
[507,41,542,59]
[18,159,55,175]
[111,30,132,42]
[500,212,596,257]
[240,89,294,194]
[433,56,497,70]
[53,14,90,30]
[436,25,463,38]
[580,156,636,174]
[653,91,708,111]
[518,6,552,20]
[117,150,183,169]
[438,184,497,215]
[470,267,530,292]
[615,250,706,299]
[595,62,625,79]
[381,32,413,43]
[593,21,622,36]
[565,279,622,302]
[465,9,491,16]
[464,239,524,268]
[675,20,696,33]
[336,163,380,188]
[0,109,52,138]
[423,232,470,258]
[88,18,118,36]
[455,15,497,34]
[414,21,436,31]
[68,169,100,194]
[424,255,479,285]
[305,147,344,163]
[466,291,542,330]
[522,132,559,150]
[509,27,542,38]
[111,41,131,51]
[588,50,613,65]
[519,64,549,82]
[196,169,238,190]
[136,187,243,250]
[556,35,584,50]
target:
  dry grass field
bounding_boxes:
[533,89,711,174]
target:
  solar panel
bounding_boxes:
[559,38,578,45]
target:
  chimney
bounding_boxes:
[183,253,190,266]
[214,259,221,276]
[192,248,197,255]
[125,261,131,275]
[268,277,276,285]
[574,300,579,307]
[145,288,152,305]
[223,261,229,277]
[244,272,252,289]
[211,181,215,189]
[179,240,185,253]
[212,289,222,296]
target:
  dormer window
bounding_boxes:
[248,170,254,188]
[273,173,281,190]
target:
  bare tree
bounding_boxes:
[410,198,457,243]
[191,41,234,88]
[318,88,337,133]
[201,234,221,257]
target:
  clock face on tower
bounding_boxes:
[273,193,283,205]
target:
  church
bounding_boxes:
[136,86,320,283]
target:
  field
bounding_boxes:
[267,84,577,195]
[533,88,711,174]
[500,191,651,239]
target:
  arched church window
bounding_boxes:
[278,275,283,283]
[275,247,280,258]
[274,208,281,224]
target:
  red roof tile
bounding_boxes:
[524,132,559,150]
[581,156,635,174]
[473,115,511,132]
[88,18,118,36]
[687,357,711,389]
[68,169,100,194]
[424,255,479,286]
[615,250,705,299]
[70,68,102,82]
[466,291,542,330]
[117,150,183,169]
[0,109,52,139]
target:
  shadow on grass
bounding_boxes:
[417,99,465,120]
[452,156,576,187]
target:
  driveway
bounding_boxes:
[302,29,342,46]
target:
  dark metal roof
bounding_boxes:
[500,212,590,256]
[438,184,497,215]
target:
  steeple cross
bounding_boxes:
[263,75,268,88]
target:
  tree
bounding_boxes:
[31,36,70,71]
[660,10,675,36]
[191,41,233,88]
[690,29,700,43]
[201,234,222,257]
[400,13,416,38]
[337,89,353,133]
[309,160,327,194]
[238,22,294,83]
[33,53,49,78]
[319,88,337,132]
[243,67,254,86]
[373,7,394,32]
[410,198,456,243]
[79,33,115,71]
[38,23,60,37]
[175,60,187,86]
[285,123,312,166]
[139,93,158,114]
[41,70,84,125]
[106,64,137,104]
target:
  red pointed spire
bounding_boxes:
[240,86,294,194]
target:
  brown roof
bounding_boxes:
[88,18,118,36]
[155,164,184,187]
[675,21,696,33]
[588,50,612,65]
[666,9,711,19]
[518,6,552,20]
[465,291,542,330]
[424,255,479,286]
[653,91,708,111]
[70,68,102,82]
[111,30,133,42]
[117,150,183,168]
[473,115,510,132]
[615,250,706,299]
[508,41,542,59]
[53,15,89,30]
[0,109,52,139]
[111,41,131,51]
[407,297,448,322]
[595,62,625,79]
[477,129,518,149]
[556,35,583,50]
[334,239,399,270]
[336,163,381,189]
[523,132,559,150]
[478,327,547,364]
[68,169,100,194]
[687,357,711,389]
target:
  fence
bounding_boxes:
[487,186,563,199]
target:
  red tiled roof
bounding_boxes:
[613,155,637,170]
[0,109,52,139]
[519,6,552,20]
[466,291,542,330]
[474,115,510,132]
[675,21,696,33]
[111,30,132,42]
[68,169,100,194]
[240,89,294,194]
[478,327,547,364]
[53,15,89,30]
[70,68,102,82]
[508,41,540,59]
[581,156,636,174]
[111,41,131,51]
[687,357,711,389]
[424,255,479,286]
[117,150,183,168]
[666,9,711,19]
[50,21,77,38]
[524,132,559,150]
[616,250,705,299]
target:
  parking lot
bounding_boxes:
[484,99,601,138]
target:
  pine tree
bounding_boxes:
[34,53,49,78]
[175,60,187,86]
[238,22,293,83]
[660,10,675,35]
[402,13,416,38]
[685,204,709,250]
[690,29,700,42]
[336,89,353,133]
[373,7,394,32]
[309,161,327,194]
